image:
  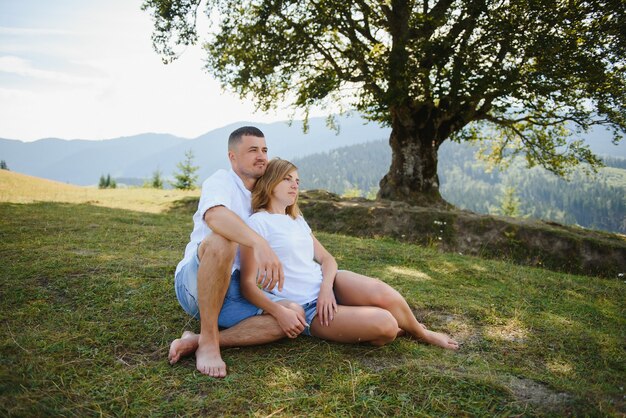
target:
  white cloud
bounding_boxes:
[0,55,106,86]
[0,0,312,141]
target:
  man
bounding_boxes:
[170,126,297,378]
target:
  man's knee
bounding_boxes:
[198,233,237,266]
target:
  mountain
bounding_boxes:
[0,115,388,185]
[0,114,623,185]
[0,134,187,185]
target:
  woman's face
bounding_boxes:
[271,169,299,208]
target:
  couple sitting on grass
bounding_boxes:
[169,126,458,378]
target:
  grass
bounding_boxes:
[1,173,625,416]
[0,169,199,213]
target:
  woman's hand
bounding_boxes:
[317,286,337,327]
[275,306,307,338]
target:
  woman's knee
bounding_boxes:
[278,300,305,317]
[369,281,403,309]
[370,309,398,346]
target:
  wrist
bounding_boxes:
[320,282,334,292]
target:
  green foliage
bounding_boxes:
[151,168,164,189]
[342,187,363,198]
[498,187,521,218]
[1,201,624,415]
[98,173,117,189]
[0,160,8,170]
[145,0,625,198]
[171,150,198,190]
[293,140,626,234]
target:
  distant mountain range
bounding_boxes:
[0,114,623,186]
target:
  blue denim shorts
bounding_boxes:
[301,300,318,336]
[174,246,262,328]
[263,292,318,336]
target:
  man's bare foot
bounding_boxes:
[421,329,459,350]
[168,331,199,365]
[196,338,227,378]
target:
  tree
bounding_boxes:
[0,160,8,170]
[498,186,521,217]
[144,0,625,206]
[171,150,199,190]
[99,174,117,189]
[151,168,164,189]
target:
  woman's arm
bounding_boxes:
[312,234,338,326]
[240,245,307,338]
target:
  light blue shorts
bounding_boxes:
[174,246,262,328]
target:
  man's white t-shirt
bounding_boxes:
[175,169,252,277]
[246,211,323,305]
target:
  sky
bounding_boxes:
[0,0,299,142]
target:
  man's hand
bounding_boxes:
[275,306,307,338]
[317,286,337,327]
[254,239,284,291]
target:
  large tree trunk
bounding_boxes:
[377,107,449,207]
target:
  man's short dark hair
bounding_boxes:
[228,126,265,150]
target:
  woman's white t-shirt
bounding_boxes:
[246,212,323,305]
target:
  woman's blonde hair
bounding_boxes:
[252,158,301,219]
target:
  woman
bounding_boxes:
[240,158,459,349]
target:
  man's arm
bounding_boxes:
[204,206,284,290]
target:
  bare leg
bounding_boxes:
[310,305,398,346]
[333,271,459,350]
[169,302,298,365]
[195,234,237,377]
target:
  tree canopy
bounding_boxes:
[144,0,625,205]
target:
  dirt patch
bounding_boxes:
[416,310,483,347]
[505,376,572,411]
[298,190,626,278]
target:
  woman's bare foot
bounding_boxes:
[168,331,199,364]
[196,337,227,378]
[421,329,459,350]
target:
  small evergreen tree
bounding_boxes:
[151,168,163,189]
[342,187,363,198]
[98,173,117,189]
[499,186,521,217]
[0,160,8,170]
[171,150,199,190]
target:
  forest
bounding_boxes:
[293,140,626,234]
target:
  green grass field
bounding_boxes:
[1,172,624,416]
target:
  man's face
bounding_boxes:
[229,135,268,180]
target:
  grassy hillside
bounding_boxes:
[1,175,624,416]
[0,169,199,213]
